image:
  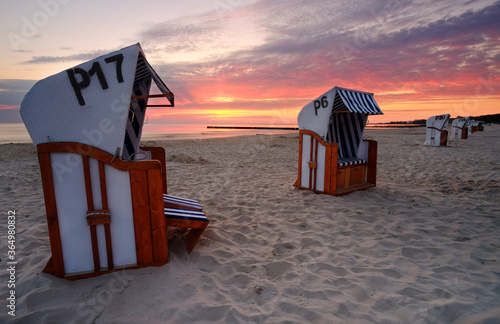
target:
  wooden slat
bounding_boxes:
[308,136,314,189]
[367,140,378,185]
[63,262,167,281]
[129,170,153,265]
[295,132,303,188]
[104,223,113,270]
[164,202,202,211]
[98,161,113,270]
[324,144,331,194]
[350,165,365,186]
[313,138,318,190]
[440,130,448,146]
[461,128,468,139]
[89,226,100,272]
[82,156,94,211]
[323,146,331,193]
[344,167,351,188]
[140,146,167,194]
[166,218,209,229]
[336,183,376,196]
[332,143,339,195]
[336,169,346,189]
[147,169,168,263]
[38,151,65,278]
[98,162,109,209]
[187,228,208,254]
[82,156,100,272]
[37,142,162,172]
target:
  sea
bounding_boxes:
[0,123,299,144]
[0,123,425,144]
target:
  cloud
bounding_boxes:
[0,79,37,106]
[139,0,498,104]
[22,49,114,64]
[9,0,499,124]
[212,0,500,98]
[140,14,223,54]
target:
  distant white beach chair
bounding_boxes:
[450,117,469,140]
[467,119,475,135]
[424,114,450,146]
[469,120,483,133]
[20,43,208,279]
[294,86,383,196]
[477,121,485,131]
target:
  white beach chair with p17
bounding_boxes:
[424,114,450,147]
[20,43,208,279]
[294,86,383,196]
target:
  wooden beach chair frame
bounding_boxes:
[141,146,209,254]
[424,114,450,147]
[38,142,208,280]
[294,130,377,196]
[38,142,167,280]
[21,44,209,279]
[450,118,469,140]
[294,87,383,196]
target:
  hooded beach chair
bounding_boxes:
[20,43,208,279]
[470,120,482,133]
[294,86,383,196]
[450,117,468,140]
[424,114,450,147]
[477,121,485,131]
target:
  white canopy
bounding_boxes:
[452,117,468,129]
[297,86,383,139]
[20,43,173,159]
[426,114,450,130]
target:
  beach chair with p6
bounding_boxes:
[20,43,208,279]
[294,87,383,196]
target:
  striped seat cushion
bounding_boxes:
[338,157,366,167]
[163,194,202,210]
[164,207,208,222]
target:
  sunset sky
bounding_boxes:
[1,0,499,126]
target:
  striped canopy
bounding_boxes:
[20,43,173,160]
[123,51,173,160]
[297,86,383,140]
[333,88,383,114]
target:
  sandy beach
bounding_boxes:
[1,125,499,323]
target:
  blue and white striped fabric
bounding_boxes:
[164,207,208,221]
[136,53,174,106]
[123,75,151,160]
[122,53,174,160]
[338,157,367,167]
[326,113,367,159]
[163,194,202,210]
[335,89,383,115]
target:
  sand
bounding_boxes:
[1,126,499,323]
